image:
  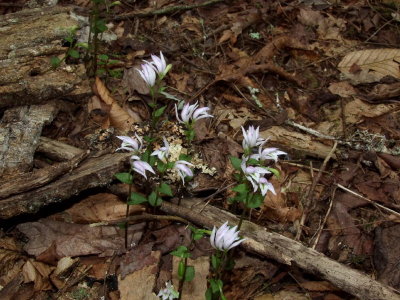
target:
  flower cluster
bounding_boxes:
[210,221,245,252]
[157,281,179,300]
[240,126,286,196]
[117,134,194,185]
[175,101,213,125]
[137,51,172,87]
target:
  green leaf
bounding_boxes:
[159,183,173,196]
[247,158,260,165]
[205,288,212,300]
[50,57,61,68]
[170,246,190,258]
[178,154,191,161]
[148,191,162,206]
[95,19,107,33]
[229,156,242,171]
[114,172,133,184]
[232,183,248,194]
[67,49,80,58]
[211,254,220,270]
[166,161,175,169]
[99,54,109,61]
[184,265,195,282]
[128,192,147,205]
[160,91,182,102]
[157,160,167,173]
[266,167,280,178]
[65,36,73,43]
[247,193,264,209]
[153,105,166,118]
[76,42,88,49]
[210,279,223,293]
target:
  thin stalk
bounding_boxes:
[124,170,133,249]
[177,256,188,300]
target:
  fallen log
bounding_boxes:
[0,153,130,219]
[160,199,400,300]
[0,6,90,109]
[0,102,59,178]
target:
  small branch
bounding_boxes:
[295,141,337,241]
[336,183,400,218]
[113,0,224,21]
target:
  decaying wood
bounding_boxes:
[0,6,90,109]
[260,125,337,159]
[0,102,59,178]
[160,199,400,300]
[0,153,131,219]
[0,151,88,199]
[37,137,84,161]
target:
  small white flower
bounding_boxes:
[175,102,213,124]
[157,281,179,300]
[251,146,287,162]
[241,126,265,151]
[116,134,142,152]
[151,137,170,162]
[150,51,167,75]
[137,62,157,87]
[174,160,194,184]
[131,155,155,179]
[241,158,271,192]
[210,221,245,251]
[258,177,276,196]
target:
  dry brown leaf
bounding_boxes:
[298,9,346,41]
[95,77,140,132]
[88,95,111,129]
[344,98,400,124]
[299,280,340,292]
[22,259,54,291]
[118,251,161,300]
[218,9,262,44]
[328,81,358,97]
[54,193,145,224]
[172,256,209,300]
[0,248,24,288]
[338,49,400,84]
[181,16,203,37]
[17,219,145,259]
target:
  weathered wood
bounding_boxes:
[0,153,131,219]
[0,151,87,199]
[37,137,84,161]
[0,102,59,178]
[160,199,400,300]
[0,6,91,109]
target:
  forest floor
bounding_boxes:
[1,0,400,299]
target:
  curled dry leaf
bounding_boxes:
[338,48,400,84]
[95,77,140,132]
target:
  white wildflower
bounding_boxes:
[174,160,194,184]
[131,155,155,179]
[210,221,246,251]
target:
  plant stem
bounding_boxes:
[125,170,133,249]
[177,256,188,300]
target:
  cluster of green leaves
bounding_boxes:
[170,246,195,282]
[51,0,123,78]
[205,279,226,300]
[114,170,173,208]
[229,156,280,209]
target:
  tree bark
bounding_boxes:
[0,6,90,109]
[160,199,400,300]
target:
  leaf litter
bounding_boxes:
[2,0,400,299]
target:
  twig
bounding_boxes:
[113,0,224,21]
[336,183,400,218]
[295,141,337,241]
[311,187,336,249]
